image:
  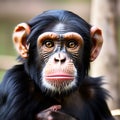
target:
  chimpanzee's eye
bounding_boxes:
[66,40,78,49]
[43,40,54,48]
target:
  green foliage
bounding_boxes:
[0,19,17,56]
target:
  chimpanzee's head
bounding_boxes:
[13,10,103,95]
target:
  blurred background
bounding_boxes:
[0,0,120,119]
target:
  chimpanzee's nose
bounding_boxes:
[54,52,66,64]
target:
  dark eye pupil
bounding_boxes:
[69,42,75,47]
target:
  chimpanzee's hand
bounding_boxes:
[36,105,76,120]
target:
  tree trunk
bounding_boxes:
[90,0,120,119]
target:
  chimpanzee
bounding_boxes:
[0,10,114,120]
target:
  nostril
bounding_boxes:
[54,58,59,62]
[61,58,66,63]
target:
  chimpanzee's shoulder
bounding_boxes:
[80,76,109,100]
[3,64,26,77]
[0,64,29,87]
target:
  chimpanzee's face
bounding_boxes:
[37,23,84,93]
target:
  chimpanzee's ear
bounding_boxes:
[13,23,31,58]
[90,26,103,62]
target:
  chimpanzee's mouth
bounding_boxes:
[45,74,75,81]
